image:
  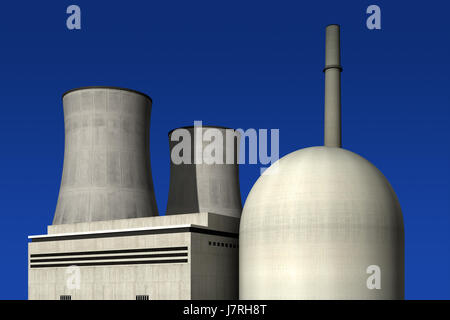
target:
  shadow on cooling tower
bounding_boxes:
[166,126,242,218]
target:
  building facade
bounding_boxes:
[29,212,239,300]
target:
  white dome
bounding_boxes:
[239,146,404,299]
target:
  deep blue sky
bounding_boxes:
[0,1,448,299]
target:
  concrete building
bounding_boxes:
[29,212,238,300]
[239,25,404,299]
[28,88,241,300]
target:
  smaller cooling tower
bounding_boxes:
[166,126,242,218]
[53,86,158,225]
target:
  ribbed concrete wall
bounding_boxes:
[28,232,191,300]
[166,126,242,218]
[53,87,158,225]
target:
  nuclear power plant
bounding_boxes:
[28,24,404,300]
[166,126,242,219]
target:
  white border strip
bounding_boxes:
[28,223,210,240]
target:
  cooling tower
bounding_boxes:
[239,25,404,299]
[166,126,242,218]
[53,86,158,225]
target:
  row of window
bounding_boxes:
[208,241,238,249]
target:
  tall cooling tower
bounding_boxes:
[53,87,158,225]
[166,126,242,218]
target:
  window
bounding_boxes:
[208,241,238,248]
[136,295,149,300]
[60,295,71,300]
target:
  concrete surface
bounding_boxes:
[166,126,242,218]
[239,147,404,299]
[239,25,404,300]
[324,24,342,148]
[29,212,239,300]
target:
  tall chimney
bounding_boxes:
[166,126,242,218]
[324,24,342,147]
[53,87,159,224]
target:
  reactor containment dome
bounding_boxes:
[239,25,404,300]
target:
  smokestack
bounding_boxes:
[324,24,342,147]
[166,126,242,218]
[53,87,158,224]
